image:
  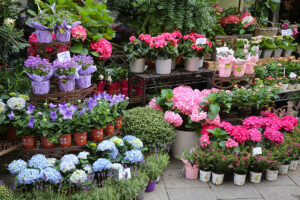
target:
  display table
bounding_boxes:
[212,71,255,89]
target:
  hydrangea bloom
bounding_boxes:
[28,154,48,170]
[164,111,183,127]
[110,136,124,146]
[200,134,211,147]
[90,38,112,60]
[78,151,90,160]
[281,116,298,131]
[7,97,26,110]
[225,138,238,148]
[248,128,262,142]
[8,159,27,175]
[46,158,57,167]
[61,154,79,165]
[229,125,249,143]
[60,161,76,173]
[71,25,87,42]
[0,101,6,114]
[264,128,284,144]
[93,158,112,172]
[205,114,221,126]
[70,170,88,184]
[201,124,218,135]
[17,169,40,185]
[190,110,207,123]
[82,164,93,174]
[124,149,144,164]
[148,98,163,111]
[97,140,116,151]
[40,167,62,184]
[262,113,282,130]
[243,116,263,129]
[219,121,234,133]
[111,163,124,172]
[123,135,143,149]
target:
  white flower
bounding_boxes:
[99,74,104,80]
[7,97,26,110]
[70,170,87,184]
[111,163,124,172]
[83,164,93,174]
[47,158,57,167]
[78,151,90,160]
[0,102,6,114]
[4,18,15,26]
[60,161,75,173]
[107,76,112,83]
[37,112,43,116]
[61,154,79,165]
[216,47,234,57]
[289,72,297,79]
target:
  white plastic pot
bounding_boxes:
[279,164,289,175]
[234,173,246,186]
[289,160,298,171]
[130,58,146,73]
[212,172,224,185]
[266,169,278,181]
[199,58,204,68]
[250,171,262,184]
[172,129,199,158]
[156,59,172,74]
[281,84,288,91]
[199,170,211,183]
[184,57,201,72]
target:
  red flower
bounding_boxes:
[90,38,112,60]
[221,15,240,26]
[240,11,250,20]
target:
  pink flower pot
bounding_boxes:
[217,55,233,77]
[245,55,258,75]
[185,165,199,180]
[232,59,247,77]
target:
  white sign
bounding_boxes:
[118,168,131,180]
[253,147,262,156]
[196,38,207,45]
[57,51,71,62]
[281,29,293,36]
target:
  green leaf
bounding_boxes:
[209,103,220,115]
[27,9,37,16]
[234,147,240,153]
[90,51,100,57]
[219,141,226,148]
[208,112,217,120]
[70,42,83,54]
[165,101,174,107]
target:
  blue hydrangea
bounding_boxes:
[123,135,143,149]
[97,140,116,152]
[17,169,40,185]
[109,148,119,159]
[28,154,48,170]
[61,154,79,165]
[124,149,144,164]
[8,159,27,175]
[40,167,62,184]
[93,158,112,172]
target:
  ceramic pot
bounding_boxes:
[172,129,199,158]
[250,171,262,183]
[74,132,87,146]
[22,136,36,149]
[41,136,54,148]
[104,123,114,135]
[279,164,289,175]
[156,59,172,74]
[184,57,201,72]
[273,49,283,58]
[266,169,278,181]
[199,170,211,183]
[212,172,224,185]
[114,117,123,130]
[91,128,103,141]
[262,50,273,58]
[289,160,298,171]
[130,58,146,73]
[185,165,199,180]
[283,50,292,57]
[234,173,246,186]
[59,134,72,147]
[281,84,288,91]
[145,180,156,193]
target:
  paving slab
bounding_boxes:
[254,174,296,186]
[167,188,216,200]
[288,171,300,186]
[167,158,183,169]
[209,182,262,200]
[256,186,300,200]
[144,180,169,200]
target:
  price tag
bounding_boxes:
[253,147,262,156]
[57,51,71,62]
[281,29,293,36]
[196,38,207,45]
[118,168,131,180]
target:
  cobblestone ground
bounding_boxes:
[144,158,300,200]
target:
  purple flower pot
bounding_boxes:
[58,78,75,92]
[36,30,52,43]
[76,75,91,89]
[32,80,50,94]
[145,180,156,193]
[55,29,71,42]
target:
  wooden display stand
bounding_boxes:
[212,71,255,89]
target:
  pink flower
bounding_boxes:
[90,38,112,60]
[281,116,298,131]
[225,138,238,148]
[243,116,263,129]
[129,36,136,43]
[229,125,249,143]
[262,113,282,130]
[200,134,211,147]
[148,98,163,112]
[164,111,183,127]
[201,123,218,135]
[264,128,284,144]
[190,110,207,122]
[71,25,87,42]
[240,11,250,20]
[139,33,152,44]
[248,128,262,142]
[29,32,38,43]
[172,30,182,38]
[206,114,220,126]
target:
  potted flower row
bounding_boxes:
[24,55,96,94]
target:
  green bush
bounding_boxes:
[122,107,175,151]
[0,184,13,200]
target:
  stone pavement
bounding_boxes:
[144,159,300,200]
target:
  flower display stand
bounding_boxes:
[32,42,71,61]
[276,89,300,102]
[0,140,21,156]
[212,71,255,89]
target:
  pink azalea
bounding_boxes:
[225,138,238,148]
[200,134,211,147]
[164,111,183,127]
[90,38,112,60]
[139,33,152,44]
[248,128,262,142]
[148,98,163,112]
[71,25,87,42]
[264,128,284,144]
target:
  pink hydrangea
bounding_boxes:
[148,98,163,112]
[200,134,211,147]
[243,116,263,129]
[262,113,282,130]
[190,110,207,123]
[225,138,238,148]
[71,25,87,42]
[281,116,298,131]
[90,38,112,60]
[220,121,234,134]
[201,123,218,135]
[264,128,284,144]
[248,128,262,142]
[164,111,183,127]
[229,125,249,143]
[206,114,220,126]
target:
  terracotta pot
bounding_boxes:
[104,123,114,135]
[59,134,72,147]
[22,136,36,149]
[115,117,123,130]
[91,128,103,141]
[185,165,199,180]
[7,125,17,140]
[41,136,54,148]
[74,132,87,146]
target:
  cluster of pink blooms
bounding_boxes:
[164,111,183,127]
[190,109,207,123]
[248,128,262,142]
[183,33,212,51]
[200,134,211,147]
[148,98,163,112]
[264,128,284,144]
[90,38,112,60]
[225,138,238,148]
[71,25,87,42]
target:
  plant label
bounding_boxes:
[196,38,207,45]
[253,147,262,155]
[57,51,71,62]
[281,29,293,36]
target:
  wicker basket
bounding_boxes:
[254,22,280,37]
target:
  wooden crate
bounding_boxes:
[204,61,218,71]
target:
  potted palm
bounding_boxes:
[229,152,251,186]
[178,147,199,180]
[198,149,213,183]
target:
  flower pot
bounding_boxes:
[97,81,106,94]
[114,117,123,130]
[136,190,145,200]
[281,84,289,91]
[184,57,201,72]
[76,75,91,89]
[58,78,75,92]
[36,30,52,43]
[55,29,71,42]
[232,59,247,77]
[245,55,259,75]
[289,160,298,171]
[91,128,103,141]
[104,123,114,135]
[59,134,72,147]
[283,49,292,57]
[74,132,87,146]
[296,84,300,90]
[250,171,262,184]
[130,58,146,73]
[6,126,17,140]
[288,84,296,90]
[41,136,54,148]
[262,50,273,58]
[171,59,176,70]
[185,165,199,180]
[212,172,224,185]
[258,50,262,58]
[238,108,252,118]
[217,55,233,77]
[156,175,161,183]
[156,59,172,74]
[32,80,50,94]
[22,136,36,149]
[234,173,246,186]
[145,180,156,193]
[279,164,289,175]
[172,129,199,158]
[199,170,211,183]
[199,58,204,68]
[273,49,283,58]
[266,169,278,181]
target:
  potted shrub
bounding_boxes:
[53,58,79,92]
[245,46,259,75]
[216,47,234,77]
[180,33,212,71]
[260,36,277,58]
[124,34,150,73]
[265,151,279,181]
[232,48,248,77]
[24,56,53,94]
[211,148,232,185]
[198,148,213,183]
[229,152,251,186]
[178,147,199,180]
[113,95,129,130]
[249,155,268,184]
[272,143,291,175]
[73,55,97,89]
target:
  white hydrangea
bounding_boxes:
[60,161,75,173]
[47,158,57,167]
[61,154,79,165]
[0,102,6,114]
[78,151,90,160]
[82,164,93,174]
[70,169,87,184]
[111,163,124,172]
[7,97,26,110]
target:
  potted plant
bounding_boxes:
[89,97,107,141]
[198,148,213,183]
[73,55,97,89]
[113,95,129,130]
[245,46,259,75]
[279,76,289,91]
[147,153,169,184]
[124,34,150,73]
[53,58,79,92]
[282,35,297,57]
[211,148,232,185]
[250,36,263,57]
[24,56,53,94]
[178,147,199,180]
[265,151,279,181]
[229,152,251,186]
[260,36,277,58]
[288,73,297,90]
[249,155,268,183]
[288,142,299,171]
[271,143,292,175]
[216,47,234,77]
[143,157,162,192]
[180,33,212,71]
[273,36,284,58]
[55,12,81,42]
[232,48,248,77]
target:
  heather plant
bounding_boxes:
[250,155,269,173]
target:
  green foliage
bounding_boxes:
[234,48,248,60]
[177,147,198,166]
[229,152,251,174]
[122,107,176,151]
[0,184,13,200]
[197,148,213,171]
[148,153,170,176]
[123,38,149,62]
[211,147,233,174]
[250,155,269,172]
[0,0,22,24]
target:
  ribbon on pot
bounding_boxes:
[55,21,81,42]
[25,70,54,82]
[28,21,52,31]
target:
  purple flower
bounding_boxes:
[87,98,97,111]
[62,109,73,120]
[50,111,57,122]
[69,105,78,112]
[79,107,86,116]
[49,103,57,109]
[58,103,68,114]
[27,104,35,114]
[8,111,14,120]
[28,116,35,128]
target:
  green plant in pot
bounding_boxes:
[264,150,279,181]
[229,152,251,186]
[260,36,277,58]
[177,147,199,180]
[147,152,169,183]
[197,148,214,183]
[141,156,162,193]
[249,155,268,183]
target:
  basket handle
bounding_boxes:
[257,21,275,28]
